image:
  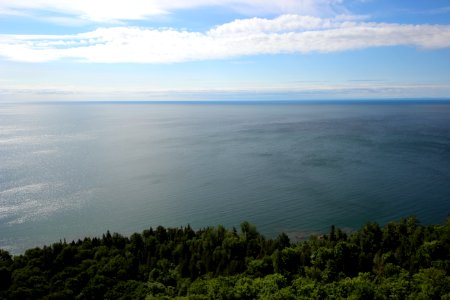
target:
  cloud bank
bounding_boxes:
[1,15,450,63]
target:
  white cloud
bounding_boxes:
[0,0,345,23]
[1,15,450,63]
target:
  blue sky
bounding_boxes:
[0,0,450,101]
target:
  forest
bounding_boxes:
[0,216,449,299]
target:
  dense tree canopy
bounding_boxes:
[0,216,449,299]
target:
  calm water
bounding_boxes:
[1,101,450,253]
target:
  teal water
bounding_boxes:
[1,101,450,253]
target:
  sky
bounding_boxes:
[0,0,450,101]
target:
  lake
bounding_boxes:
[1,101,450,253]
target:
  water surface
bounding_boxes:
[1,101,450,253]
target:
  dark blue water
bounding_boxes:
[1,101,450,253]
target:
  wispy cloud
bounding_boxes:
[399,6,450,16]
[0,15,449,63]
[0,0,345,23]
[0,0,165,23]
[431,6,450,14]
[2,82,450,101]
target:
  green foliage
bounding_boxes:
[0,217,449,299]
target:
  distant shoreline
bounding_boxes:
[3,98,450,105]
